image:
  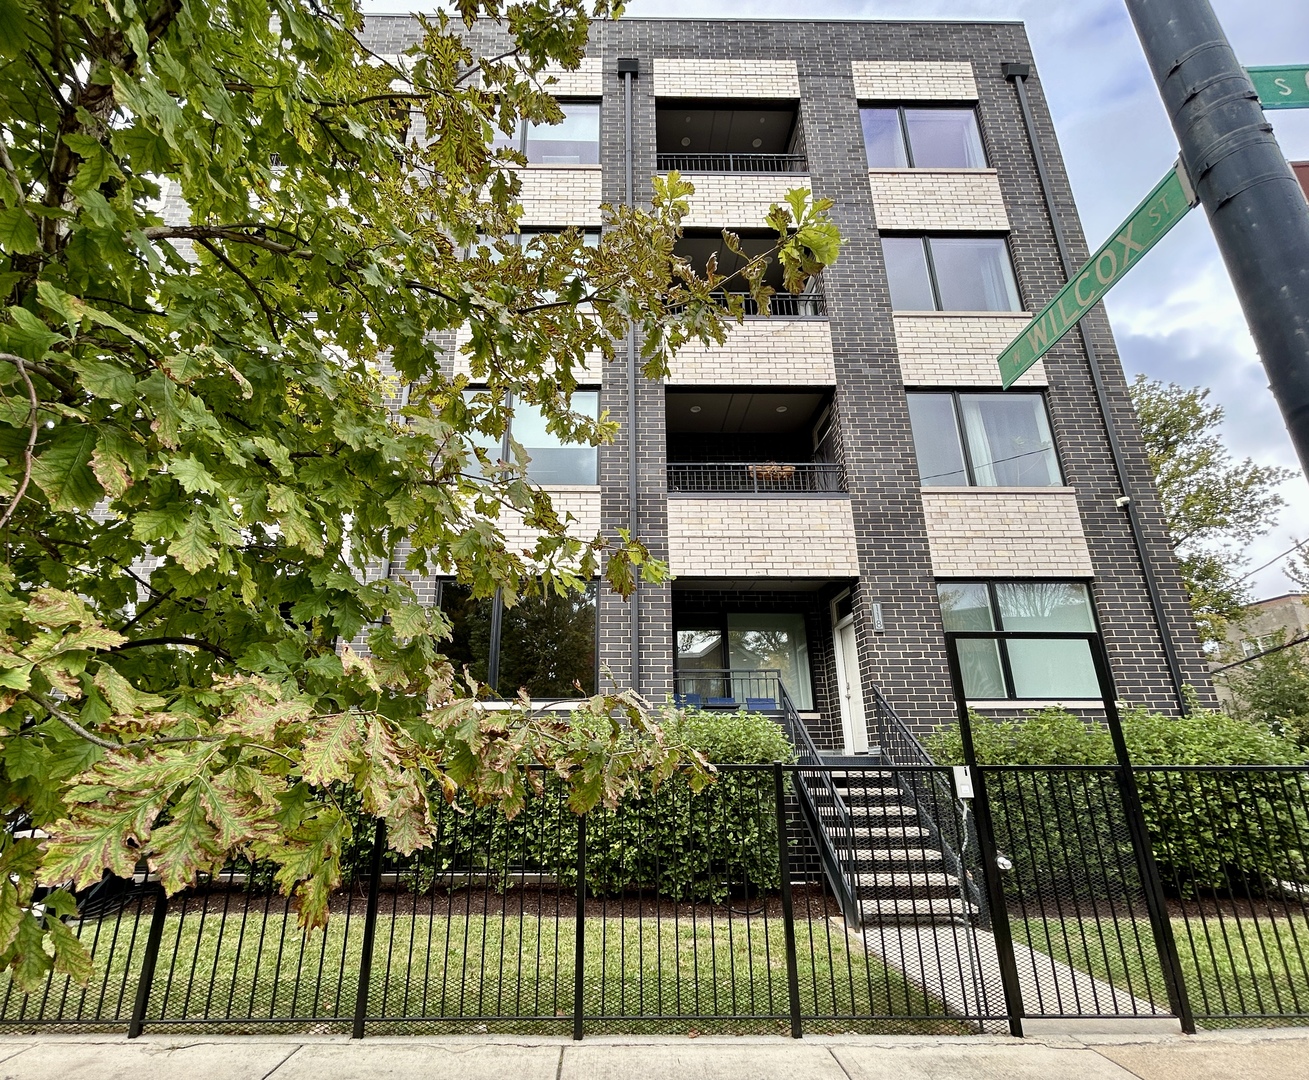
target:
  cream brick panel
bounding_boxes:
[675,173,805,228]
[852,60,977,101]
[667,497,859,577]
[540,58,603,97]
[653,58,800,98]
[517,167,603,227]
[867,169,1008,230]
[667,319,834,384]
[498,488,601,562]
[895,313,1047,387]
[922,489,1093,577]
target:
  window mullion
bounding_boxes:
[898,106,915,168]
[988,584,1018,698]
[951,392,979,486]
[921,237,944,311]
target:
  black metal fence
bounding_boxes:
[657,152,808,173]
[667,461,845,495]
[2,762,1307,1038]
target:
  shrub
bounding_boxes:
[927,706,1309,898]
[430,706,794,902]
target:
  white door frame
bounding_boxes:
[831,593,870,755]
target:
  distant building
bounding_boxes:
[1223,593,1309,658]
[1293,161,1309,202]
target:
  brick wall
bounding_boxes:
[676,172,810,229]
[517,167,604,227]
[921,489,1093,577]
[667,319,835,384]
[851,60,977,101]
[667,497,860,577]
[894,313,1046,387]
[652,58,800,98]
[497,488,602,564]
[867,169,1009,231]
[541,57,603,97]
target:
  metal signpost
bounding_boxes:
[1248,65,1309,110]
[998,161,1198,388]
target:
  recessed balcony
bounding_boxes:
[656,99,806,174]
[675,231,827,317]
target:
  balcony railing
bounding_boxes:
[657,152,808,174]
[673,668,785,711]
[667,461,845,494]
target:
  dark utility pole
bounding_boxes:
[1126,0,1309,477]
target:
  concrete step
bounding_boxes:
[847,846,945,863]
[852,871,959,890]
[856,896,979,922]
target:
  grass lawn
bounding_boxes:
[1,909,965,1036]
[1016,914,1309,1027]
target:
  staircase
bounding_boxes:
[774,683,983,929]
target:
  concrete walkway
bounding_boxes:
[2,1029,1307,1080]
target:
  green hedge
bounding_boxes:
[428,706,795,902]
[927,707,1309,898]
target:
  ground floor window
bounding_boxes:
[438,581,597,698]
[938,581,1101,701]
[674,612,814,710]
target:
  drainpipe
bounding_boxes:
[618,57,640,693]
[1003,62,1190,715]
[487,391,514,693]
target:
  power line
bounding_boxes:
[1232,536,1309,586]
[1211,631,1309,674]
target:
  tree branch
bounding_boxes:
[0,353,41,531]
[26,691,226,750]
[108,636,233,662]
[196,237,281,343]
[141,225,312,259]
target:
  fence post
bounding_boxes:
[351,818,387,1039]
[1086,638,1196,1033]
[773,764,805,1038]
[573,814,586,1041]
[127,886,169,1038]
[944,637,1026,1037]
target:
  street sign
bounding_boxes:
[998,162,1198,389]
[1248,65,1309,110]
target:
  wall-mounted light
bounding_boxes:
[775,405,788,413]
[689,405,702,413]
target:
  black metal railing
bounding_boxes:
[667,461,845,495]
[669,289,827,318]
[657,152,808,174]
[3,763,1307,1036]
[672,668,786,712]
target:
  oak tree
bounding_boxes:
[0,0,840,988]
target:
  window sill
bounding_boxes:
[921,486,1076,495]
[867,167,998,176]
[513,162,603,171]
[535,484,601,493]
[891,309,1033,318]
[969,699,1104,710]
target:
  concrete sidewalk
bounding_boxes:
[2,1029,1307,1080]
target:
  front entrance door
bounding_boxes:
[833,615,869,755]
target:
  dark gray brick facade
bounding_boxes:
[359,15,1216,744]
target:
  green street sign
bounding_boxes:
[1248,65,1309,110]
[998,163,1198,389]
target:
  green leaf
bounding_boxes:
[47,915,94,987]
[171,456,216,494]
[300,711,361,788]
[167,512,217,573]
[3,306,63,359]
[0,208,38,255]
[29,426,101,511]
[0,663,31,690]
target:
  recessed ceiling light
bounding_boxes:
[752,138,762,148]
[685,116,692,123]
[690,405,702,413]
[759,116,767,124]
[775,405,788,413]
[681,136,691,146]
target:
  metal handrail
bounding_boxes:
[667,288,827,318]
[667,461,846,494]
[657,152,808,174]
[868,685,984,914]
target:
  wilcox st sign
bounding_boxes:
[998,163,1199,388]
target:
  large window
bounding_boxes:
[882,236,1021,311]
[675,613,814,710]
[492,101,601,165]
[466,391,599,486]
[938,581,1101,701]
[861,107,986,169]
[439,581,597,698]
[907,392,1061,487]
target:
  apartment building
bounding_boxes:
[360,15,1216,750]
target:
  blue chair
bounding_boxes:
[674,692,702,708]
[706,696,737,709]
[745,697,778,712]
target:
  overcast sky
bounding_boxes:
[367,1,1309,598]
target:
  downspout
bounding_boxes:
[487,390,514,693]
[1003,63,1189,714]
[618,57,640,693]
